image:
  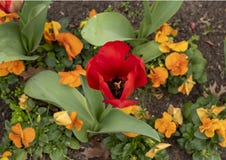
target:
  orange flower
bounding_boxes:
[43,20,61,44]
[159,41,188,53]
[197,105,226,121]
[58,65,86,87]
[88,9,97,18]
[165,52,188,76]
[147,66,168,88]
[216,119,226,147]
[154,112,177,138]
[122,132,139,138]
[8,123,35,148]
[56,32,83,61]
[154,23,177,43]
[178,75,196,95]
[119,105,141,115]
[0,10,18,23]
[0,60,25,76]
[145,143,171,159]
[1,151,12,160]
[199,117,220,138]
[53,111,83,131]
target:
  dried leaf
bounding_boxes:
[81,140,109,160]
[208,81,226,98]
[20,67,45,80]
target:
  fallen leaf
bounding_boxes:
[209,81,226,98]
[205,40,217,46]
[20,67,45,80]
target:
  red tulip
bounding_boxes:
[86,41,147,108]
[0,0,24,13]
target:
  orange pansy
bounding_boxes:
[0,60,25,77]
[88,9,97,18]
[0,10,19,23]
[216,119,226,147]
[147,66,168,88]
[58,65,86,87]
[178,75,196,95]
[53,111,83,131]
[119,105,141,115]
[165,52,188,76]
[56,32,83,61]
[159,41,188,53]
[199,117,220,138]
[122,132,139,138]
[154,112,177,138]
[8,123,35,148]
[154,23,177,43]
[43,20,62,44]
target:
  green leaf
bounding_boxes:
[187,48,207,83]
[0,22,38,63]
[80,76,105,121]
[81,12,135,46]
[95,108,160,141]
[14,149,27,160]
[132,41,162,63]
[24,71,94,128]
[19,1,50,52]
[67,138,80,150]
[138,1,183,38]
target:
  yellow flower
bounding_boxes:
[197,105,226,121]
[154,23,177,43]
[0,151,12,160]
[58,65,86,88]
[18,94,29,110]
[8,123,35,148]
[145,143,171,159]
[43,21,61,44]
[165,52,188,76]
[159,41,188,53]
[53,111,83,131]
[199,117,220,137]
[56,32,83,61]
[119,105,141,115]
[88,9,97,18]
[0,60,25,77]
[122,132,139,138]
[147,66,168,88]
[0,10,19,23]
[154,112,177,138]
[167,104,183,125]
[178,75,196,95]
[216,119,226,147]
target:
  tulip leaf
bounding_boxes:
[24,70,95,128]
[19,1,50,52]
[0,22,38,63]
[80,76,105,121]
[132,41,162,63]
[81,12,135,46]
[95,108,160,141]
[138,1,183,38]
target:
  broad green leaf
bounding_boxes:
[224,38,226,72]
[19,1,50,52]
[132,41,162,63]
[95,108,160,141]
[187,48,207,83]
[0,22,38,63]
[15,149,27,160]
[138,1,183,38]
[81,12,135,46]
[24,70,95,127]
[80,76,105,121]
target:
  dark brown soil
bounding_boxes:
[1,1,226,160]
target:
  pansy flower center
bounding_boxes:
[107,77,125,98]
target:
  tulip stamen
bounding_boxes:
[107,77,125,98]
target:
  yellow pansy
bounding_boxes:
[58,65,86,88]
[159,41,188,53]
[216,119,226,147]
[0,10,18,23]
[43,21,61,44]
[145,143,171,159]
[167,104,183,125]
[0,151,12,160]
[197,105,226,121]
[178,75,196,95]
[119,105,141,115]
[199,117,220,138]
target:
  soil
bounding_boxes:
[1,1,226,160]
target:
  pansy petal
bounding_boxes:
[8,133,22,148]
[22,127,35,147]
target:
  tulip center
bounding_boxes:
[107,77,125,98]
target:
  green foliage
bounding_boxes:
[103,134,169,160]
[224,38,226,72]
[24,70,160,142]
[138,1,183,38]
[81,12,135,46]
[0,99,80,160]
[177,95,226,160]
